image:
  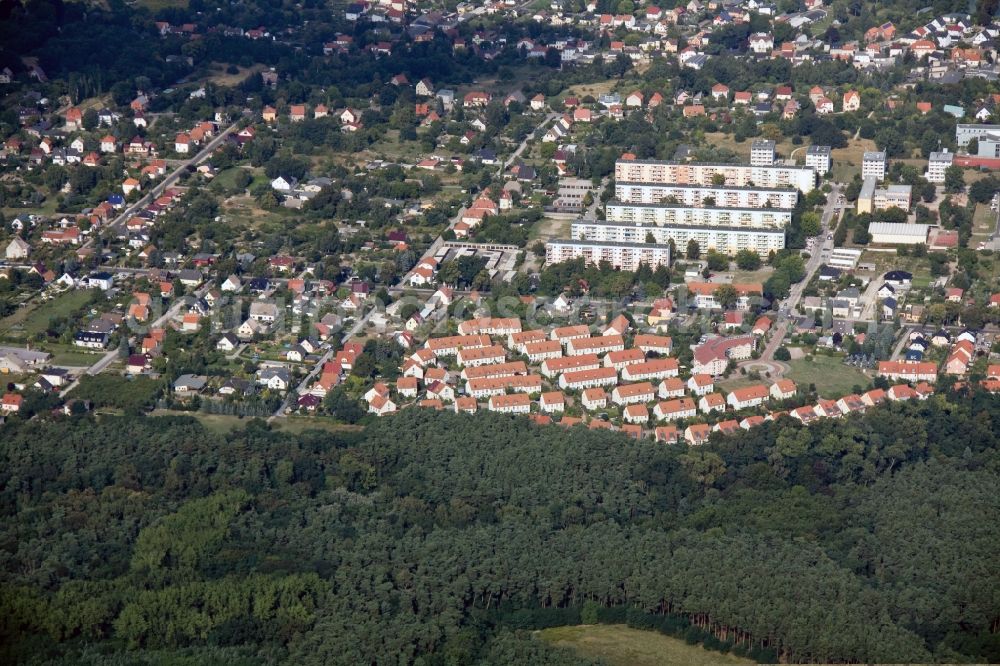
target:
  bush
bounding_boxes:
[581,600,599,624]
[684,625,707,644]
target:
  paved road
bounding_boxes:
[783,184,842,317]
[270,113,560,417]
[890,324,917,361]
[738,185,842,376]
[96,122,240,242]
[59,283,211,397]
[269,309,370,419]
[398,112,560,287]
[498,112,558,176]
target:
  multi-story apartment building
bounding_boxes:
[861,151,887,180]
[544,239,671,271]
[604,201,791,228]
[749,139,776,166]
[614,182,799,208]
[614,158,816,193]
[926,150,953,183]
[805,145,831,175]
[570,221,785,257]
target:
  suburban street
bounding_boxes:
[398,111,560,286]
[744,184,843,372]
[59,283,211,397]
[269,112,560,417]
[94,122,241,243]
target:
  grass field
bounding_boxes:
[213,166,254,192]
[538,625,752,666]
[785,354,870,398]
[48,348,104,367]
[529,215,573,243]
[0,290,95,341]
[703,132,796,162]
[565,79,618,100]
[831,137,878,182]
[972,203,996,244]
[204,63,262,87]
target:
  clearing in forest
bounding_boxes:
[537,624,753,666]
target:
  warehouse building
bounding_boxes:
[868,222,929,245]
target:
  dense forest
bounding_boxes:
[1,389,999,664]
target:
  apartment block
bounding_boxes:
[614,182,799,208]
[544,239,671,271]
[604,201,791,228]
[861,151,887,180]
[614,158,816,193]
[749,139,776,166]
[926,150,953,183]
[572,221,785,257]
[805,145,831,176]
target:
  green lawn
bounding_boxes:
[48,349,105,366]
[785,354,870,398]
[971,203,995,244]
[538,625,752,666]
[830,138,878,183]
[0,289,96,341]
[212,166,252,192]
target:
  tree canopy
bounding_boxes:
[1,390,998,664]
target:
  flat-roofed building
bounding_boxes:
[859,177,912,213]
[926,150,953,183]
[862,151,887,180]
[615,182,799,208]
[544,239,671,271]
[614,157,816,193]
[956,123,1000,146]
[805,145,831,176]
[604,201,791,228]
[750,139,776,166]
[571,220,785,257]
[868,222,929,245]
